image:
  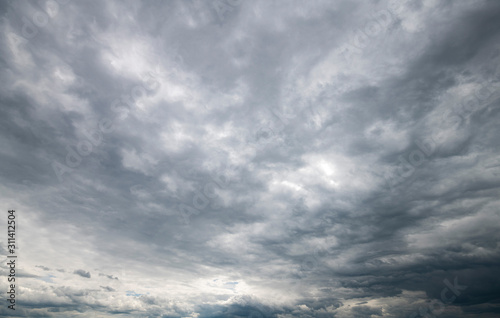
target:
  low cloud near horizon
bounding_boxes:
[1,0,500,317]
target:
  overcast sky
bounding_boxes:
[1,0,500,317]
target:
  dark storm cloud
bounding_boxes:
[0,0,499,317]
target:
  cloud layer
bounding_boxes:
[1,0,500,317]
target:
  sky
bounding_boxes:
[1,0,500,317]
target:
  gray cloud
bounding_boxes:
[0,0,499,317]
[98,273,118,280]
[73,269,91,278]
